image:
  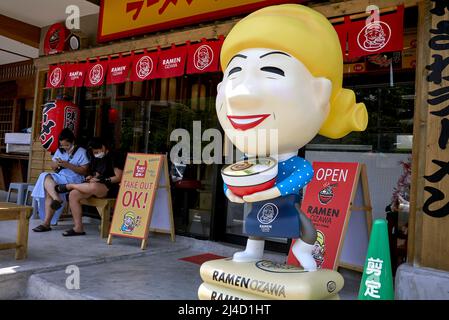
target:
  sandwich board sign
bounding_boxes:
[287,162,372,271]
[108,153,175,249]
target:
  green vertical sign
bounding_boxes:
[358,219,394,300]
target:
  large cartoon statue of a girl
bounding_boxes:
[217,4,368,271]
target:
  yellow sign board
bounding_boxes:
[98,0,296,42]
[108,153,174,249]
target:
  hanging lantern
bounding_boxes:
[108,108,119,123]
[40,99,80,153]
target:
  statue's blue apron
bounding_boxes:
[244,194,301,238]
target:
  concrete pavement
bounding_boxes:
[0,188,360,300]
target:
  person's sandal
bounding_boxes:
[50,200,63,210]
[55,184,69,193]
[62,229,86,237]
[32,224,52,232]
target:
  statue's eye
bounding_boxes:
[260,66,285,76]
[228,67,242,77]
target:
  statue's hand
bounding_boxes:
[243,187,281,203]
[225,189,244,203]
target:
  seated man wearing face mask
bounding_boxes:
[54,137,125,236]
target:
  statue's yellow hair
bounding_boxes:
[220,4,368,139]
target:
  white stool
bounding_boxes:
[24,184,38,219]
[6,182,31,205]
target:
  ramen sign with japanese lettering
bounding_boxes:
[98,0,297,42]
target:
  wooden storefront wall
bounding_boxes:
[408,0,449,271]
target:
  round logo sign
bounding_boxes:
[255,260,307,273]
[257,203,279,225]
[194,45,213,71]
[327,281,337,293]
[136,56,153,79]
[49,67,62,87]
[89,64,104,85]
[44,23,68,55]
[357,21,391,52]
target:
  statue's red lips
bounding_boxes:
[227,114,270,131]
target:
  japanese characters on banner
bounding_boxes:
[40,100,80,153]
[84,60,109,87]
[186,38,224,74]
[130,51,159,81]
[287,162,360,270]
[157,45,187,78]
[98,0,298,42]
[106,55,131,84]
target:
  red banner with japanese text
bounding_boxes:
[98,0,303,42]
[84,60,109,87]
[46,64,66,88]
[157,45,188,78]
[347,5,404,59]
[287,162,360,270]
[64,63,87,87]
[186,38,224,74]
[130,51,160,82]
[107,56,132,84]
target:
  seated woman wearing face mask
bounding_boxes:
[54,137,125,236]
[32,128,90,232]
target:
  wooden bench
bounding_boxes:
[80,197,116,238]
[0,202,33,259]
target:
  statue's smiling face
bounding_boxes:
[216,48,332,156]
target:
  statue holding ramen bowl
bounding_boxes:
[217,4,368,272]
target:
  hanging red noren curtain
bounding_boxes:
[157,45,187,79]
[46,64,66,88]
[347,5,404,59]
[107,55,132,84]
[130,51,160,82]
[84,60,109,87]
[186,38,224,74]
[64,63,87,87]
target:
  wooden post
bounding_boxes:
[15,209,31,260]
[409,0,449,271]
[360,164,373,236]
[163,156,176,242]
[141,239,148,250]
[339,164,373,272]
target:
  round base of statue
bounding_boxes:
[198,258,344,300]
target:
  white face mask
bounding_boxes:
[94,152,105,159]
